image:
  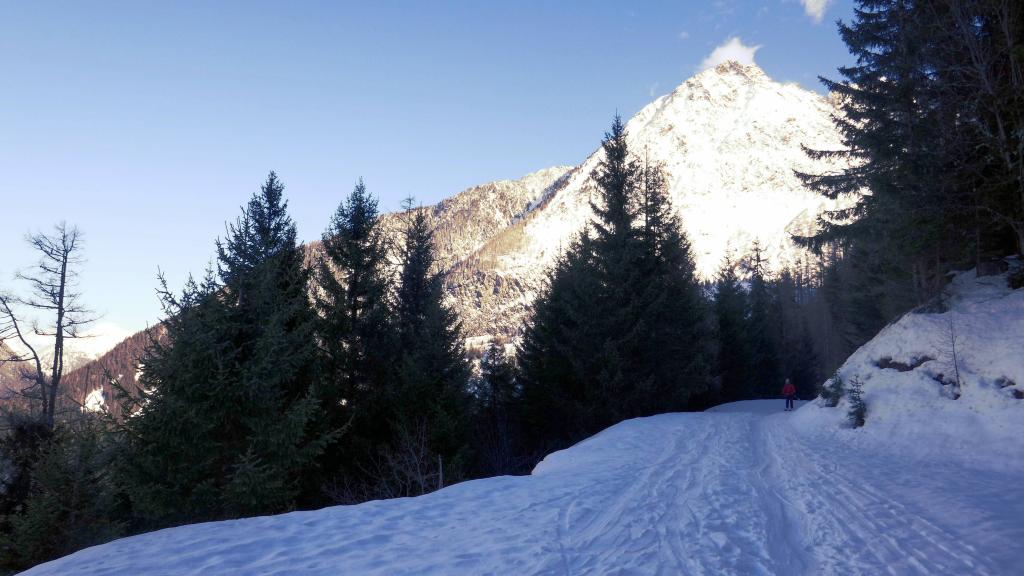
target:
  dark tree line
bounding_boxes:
[0,174,475,570]
[799,0,1024,322]
[711,248,830,405]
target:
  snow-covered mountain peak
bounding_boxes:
[524,63,848,273]
[691,60,769,87]
[439,64,854,339]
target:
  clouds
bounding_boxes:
[800,0,830,23]
[699,37,761,71]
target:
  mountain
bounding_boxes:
[377,165,574,273]
[0,323,135,412]
[31,61,850,397]
[444,61,849,339]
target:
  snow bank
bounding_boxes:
[20,413,751,575]
[792,260,1024,473]
[706,399,807,414]
[23,400,1024,574]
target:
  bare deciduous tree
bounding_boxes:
[0,222,93,430]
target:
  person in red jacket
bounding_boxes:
[782,378,797,411]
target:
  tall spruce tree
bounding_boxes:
[519,117,710,454]
[714,250,750,402]
[630,156,711,414]
[518,233,603,453]
[743,241,782,398]
[799,0,971,308]
[119,173,330,526]
[313,180,394,496]
[390,200,472,492]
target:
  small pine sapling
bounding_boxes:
[946,311,963,398]
[846,376,866,428]
[821,373,844,407]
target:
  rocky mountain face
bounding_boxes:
[15,61,850,401]
[440,62,849,341]
[378,166,573,272]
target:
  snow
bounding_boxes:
[706,398,808,414]
[792,261,1024,474]
[21,266,1024,575]
[24,399,1023,575]
[507,62,853,284]
[452,62,856,339]
[82,387,106,412]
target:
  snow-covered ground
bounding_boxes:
[23,266,1024,575]
[24,397,1023,575]
[793,261,1024,474]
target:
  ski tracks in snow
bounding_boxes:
[760,414,1023,575]
[549,414,803,575]
[23,404,1024,575]
[546,409,1022,575]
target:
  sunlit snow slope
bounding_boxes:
[517,61,849,279]
[25,397,1023,575]
[447,61,853,338]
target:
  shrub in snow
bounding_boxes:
[820,374,844,407]
[1008,267,1024,289]
[845,377,866,428]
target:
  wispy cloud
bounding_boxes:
[800,0,830,23]
[678,30,691,40]
[699,37,761,71]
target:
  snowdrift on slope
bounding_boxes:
[792,259,1024,472]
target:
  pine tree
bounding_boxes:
[315,179,393,414]
[821,373,845,408]
[630,156,711,414]
[518,233,602,453]
[714,250,750,402]
[311,180,395,499]
[846,376,866,427]
[799,0,972,308]
[0,417,123,573]
[388,200,472,494]
[743,241,782,398]
[119,173,330,526]
[472,341,521,475]
[519,117,711,454]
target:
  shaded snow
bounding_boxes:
[24,399,1023,575]
[792,261,1024,473]
[706,398,808,414]
[22,267,1024,575]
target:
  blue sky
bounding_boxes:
[0,0,854,335]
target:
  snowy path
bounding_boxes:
[24,401,1024,575]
